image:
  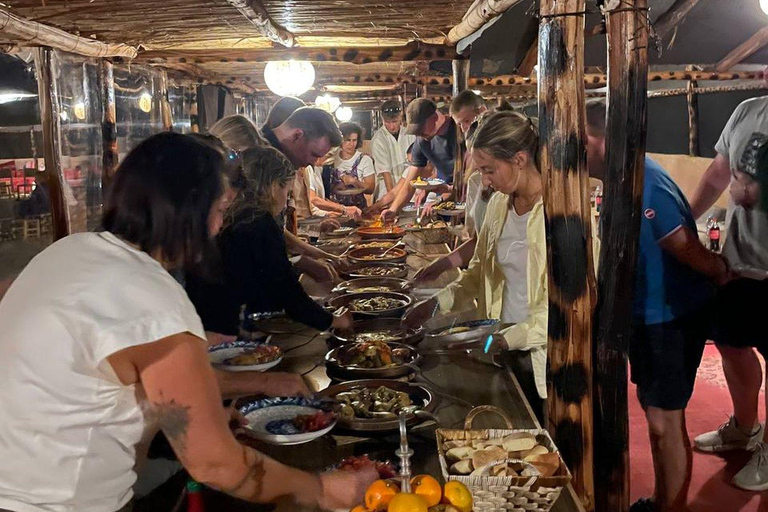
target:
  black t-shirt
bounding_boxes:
[410,118,457,184]
[185,211,333,335]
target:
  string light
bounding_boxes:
[314,94,341,113]
[138,92,152,113]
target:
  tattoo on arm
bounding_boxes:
[149,399,191,455]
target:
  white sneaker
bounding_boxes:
[732,442,768,491]
[694,416,764,453]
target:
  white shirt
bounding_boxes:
[370,126,416,200]
[334,150,375,181]
[0,231,205,512]
[465,172,490,238]
[496,206,530,324]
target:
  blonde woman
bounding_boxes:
[186,146,354,337]
[403,111,549,419]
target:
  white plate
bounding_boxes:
[242,405,336,445]
[208,341,283,372]
[411,179,445,191]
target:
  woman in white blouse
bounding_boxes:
[0,133,374,512]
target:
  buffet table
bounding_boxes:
[151,233,584,512]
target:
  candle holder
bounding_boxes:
[395,410,414,493]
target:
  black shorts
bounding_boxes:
[630,305,711,410]
[712,278,768,356]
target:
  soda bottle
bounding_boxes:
[594,185,603,214]
[708,217,720,252]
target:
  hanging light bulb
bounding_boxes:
[73,102,86,120]
[264,60,315,97]
[761,0,768,15]
[59,110,69,122]
[138,92,153,113]
[315,94,341,113]
[335,106,353,122]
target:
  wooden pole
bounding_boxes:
[0,7,137,58]
[593,1,648,511]
[446,0,526,45]
[716,26,768,72]
[686,80,699,156]
[452,57,470,201]
[224,0,295,48]
[156,70,173,131]
[190,87,200,133]
[648,82,768,98]
[537,1,595,509]
[654,0,702,40]
[34,47,69,240]
[100,60,118,193]
[452,58,471,97]
[517,39,539,77]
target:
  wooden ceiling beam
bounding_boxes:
[0,6,137,58]
[716,26,768,72]
[516,39,539,77]
[136,41,457,65]
[224,0,295,48]
[446,0,526,45]
[654,0,703,40]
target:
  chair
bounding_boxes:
[23,218,41,239]
[0,218,12,241]
[39,214,52,235]
[0,161,15,199]
[10,219,24,240]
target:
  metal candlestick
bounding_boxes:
[395,410,414,493]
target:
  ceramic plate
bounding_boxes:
[208,340,283,372]
[239,397,337,445]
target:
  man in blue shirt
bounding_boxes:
[586,100,730,512]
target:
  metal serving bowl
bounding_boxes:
[342,262,409,280]
[347,246,408,265]
[329,317,424,348]
[424,319,501,345]
[327,291,413,319]
[332,277,411,295]
[317,379,436,432]
[325,342,421,380]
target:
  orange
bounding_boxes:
[410,474,442,507]
[387,492,428,512]
[350,506,369,512]
[442,481,472,512]
[365,479,399,511]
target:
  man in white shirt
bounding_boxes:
[370,100,416,201]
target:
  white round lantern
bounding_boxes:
[315,94,341,113]
[264,60,315,97]
[335,106,353,122]
[761,0,768,15]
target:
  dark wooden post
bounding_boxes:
[452,57,470,98]
[593,1,648,511]
[190,87,200,133]
[34,47,70,240]
[100,60,118,193]
[537,1,595,510]
[156,69,173,131]
[686,80,699,156]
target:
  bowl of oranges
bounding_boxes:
[350,474,472,512]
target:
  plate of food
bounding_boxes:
[400,204,418,217]
[347,246,408,265]
[324,226,356,238]
[357,226,406,240]
[318,380,435,432]
[345,263,409,279]
[425,319,501,345]
[325,341,421,379]
[353,240,399,250]
[327,291,412,318]
[246,311,307,334]
[329,318,424,348]
[334,455,398,479]
[239,397,337,445]
[433,201,466,217]
[410,176,446,191]
[332,277,411,294]
[208,341,283,372]
[334,187,367,196]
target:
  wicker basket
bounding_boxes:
[413,226,451,244]
[436,406,572,512]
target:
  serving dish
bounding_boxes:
[357,226,406,240]
[246,311,307,334]
[334,187,366,196]
[208,340,283,372]
[425,319,501,346]
[327,291,412,318]
[239,397,337,445]
[317,379,436,432]
[329,317,424,348]
[410,177,446,191]
[343,262,409,279]
[332,277,411,294]
[433,201,466,217]
[347,246,408,265]
[353,240,399,250]
[323,226,356,238]
[325,341,421,380]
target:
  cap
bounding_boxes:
[380,99,402,120]
[405,98,437,136]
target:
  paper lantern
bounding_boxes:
[264,60,315,97]
[335,106,353,122]
[315,94,341,113]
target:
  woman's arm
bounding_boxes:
[107,334,375,508]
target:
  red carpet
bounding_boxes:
[629,344,768,511]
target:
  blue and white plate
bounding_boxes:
[207,339,282,372]
[239,397,337,445]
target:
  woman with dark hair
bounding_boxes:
[186,145,355,337]
[330,122,375,210]
[0,132,374,512]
